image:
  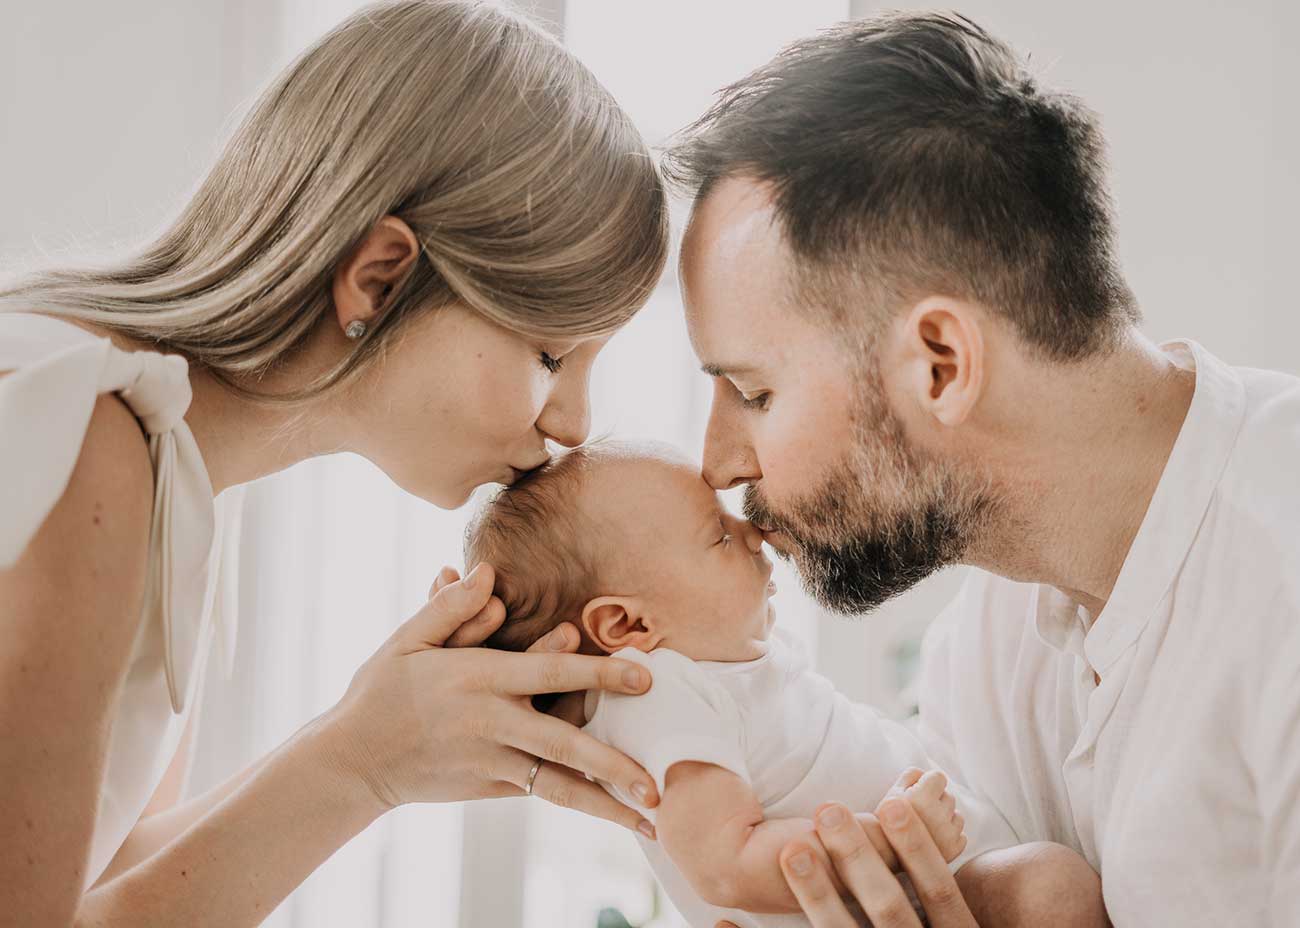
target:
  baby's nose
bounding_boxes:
[738,518,765,554]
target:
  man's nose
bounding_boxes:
[702,394,760,490]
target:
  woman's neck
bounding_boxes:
[71,317,342,495]
[184,365,334,494]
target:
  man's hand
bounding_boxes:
[716,768,978,928]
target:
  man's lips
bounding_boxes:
[759,527,794,554]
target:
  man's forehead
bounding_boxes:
[681,177,797,360]
[682,176,783,270]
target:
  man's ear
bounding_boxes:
[581,595,662,654]
[331,215,421,336]
[895,296,986,428]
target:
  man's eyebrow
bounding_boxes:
[701,362,758,378]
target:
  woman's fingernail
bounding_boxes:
[548,627,570,651]
[623,667,647,690]
[817,806,847,829]
[881,799,908,828]
[637,820,656,840]
[788,851,813,876]
[631,782,652,805]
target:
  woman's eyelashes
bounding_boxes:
[740,390,770,411]
[539,350,566,373]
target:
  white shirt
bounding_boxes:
[585,629,1014,928]
[916,341,1300,927]
[0,312,241,886]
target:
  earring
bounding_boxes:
[345,320,368,340]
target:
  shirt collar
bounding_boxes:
[1076,340,1246,671]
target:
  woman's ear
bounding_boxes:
[331,215,421,336]
[581,596,662,654]
[895,296,986,429]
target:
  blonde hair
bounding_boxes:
[0,1,668,401]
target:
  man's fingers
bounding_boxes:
[504,709,658,809]
[495,651,651,698]
[780,843,859,928]
[528,761,656,839]
[878,797,978,927]
[813,803,921,928]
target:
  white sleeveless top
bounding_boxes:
[0,311,241,887]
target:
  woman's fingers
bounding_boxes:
[525,623,580,655]
[811,803,922,928]
[877,797,978,927]
[503,708,658,809]
[779,843,860,927]
[442,596,507,648]
[493,650,651,698]
[428,565,459,599]
[394,563,498,651]
[526,760,656,839]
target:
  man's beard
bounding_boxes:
[743,362,993,616]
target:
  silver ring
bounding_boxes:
[525,758,544,796]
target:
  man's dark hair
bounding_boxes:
[663,11,1139,359]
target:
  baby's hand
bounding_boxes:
[878,767,967,864]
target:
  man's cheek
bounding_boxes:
[762,409,845,498]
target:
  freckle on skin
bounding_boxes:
[25,817,34,830]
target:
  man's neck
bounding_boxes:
[968,333,1197,617]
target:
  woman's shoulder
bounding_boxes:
[0,311,156,569]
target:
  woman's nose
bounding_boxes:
[537,376,593,448]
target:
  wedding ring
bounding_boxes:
[525,758,544,796]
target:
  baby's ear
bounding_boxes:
[581,596,660,654]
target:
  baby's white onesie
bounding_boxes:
[583,627,1016,927]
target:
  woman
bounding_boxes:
[0,2,669,923]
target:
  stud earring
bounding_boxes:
[345,320,368,340]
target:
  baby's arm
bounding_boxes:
[657,762,966,915]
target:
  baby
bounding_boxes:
[465,441,1109,928]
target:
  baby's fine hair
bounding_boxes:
[463,444,607,651]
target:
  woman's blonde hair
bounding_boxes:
[0,0,669,400]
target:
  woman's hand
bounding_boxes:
[715,769,979,928]
[320,563,660,837]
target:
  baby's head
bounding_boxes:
[465,441,776,662]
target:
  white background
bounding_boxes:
[2,1,1296,925]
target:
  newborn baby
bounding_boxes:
[465,441,1108,928]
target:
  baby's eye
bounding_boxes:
[719,533,733,547]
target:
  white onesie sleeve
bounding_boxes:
[584,647,749,796]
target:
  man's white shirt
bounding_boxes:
[917,340,1300,926]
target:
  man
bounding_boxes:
[669,11,1299,927]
